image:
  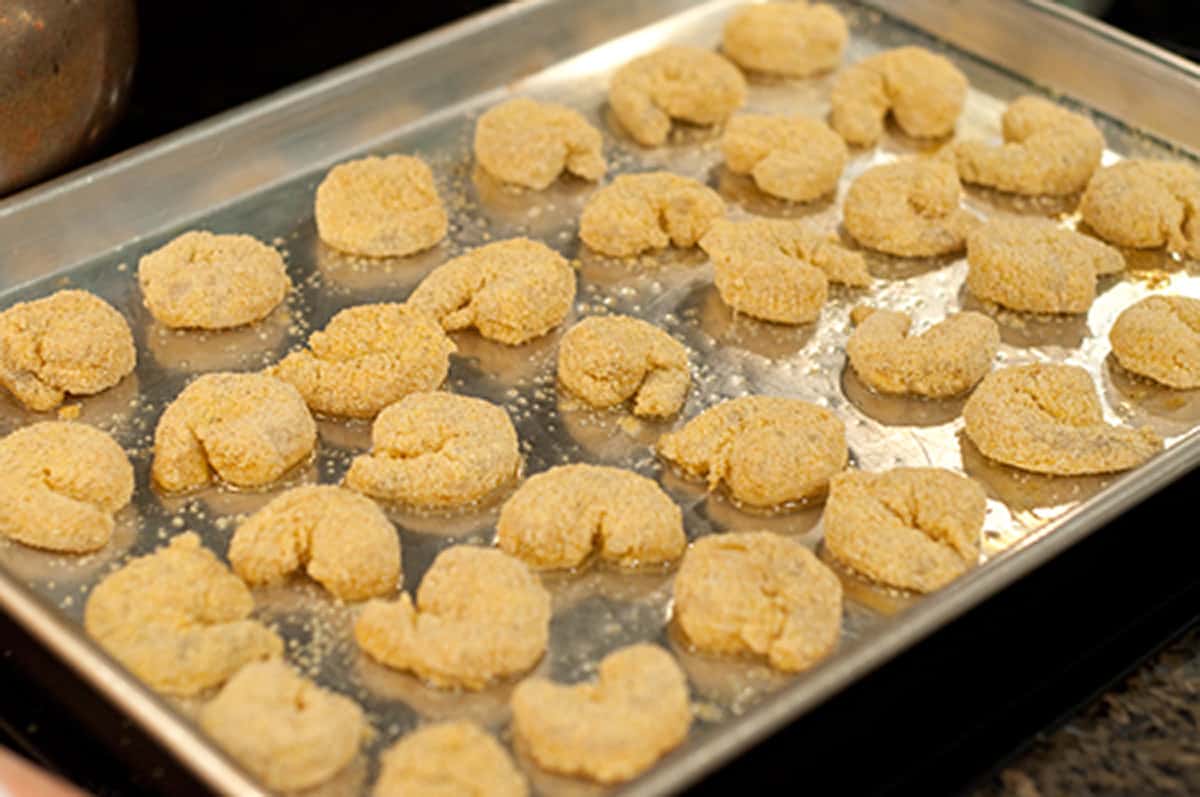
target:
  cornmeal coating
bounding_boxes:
[557,315,690,417]
[609,45,746,147]
[1110,295,1200,389]
[966,218,1124,313]
[406,238,575,345]
[846,306,999,397]
[1080,159,1200,258]
[823,468,985,593]
[474,98,605,190]
[229,485,401,601]
[496,464,685,569]
[674,532,841,670]
[345,392,520,508]
[830,46,968,146]
[722,114,847,202]
[0,289,135,411]
[721,2,847,77]
[963,363,1162,475]
[355,546,550,689]
[843,159,977,257]
[270,303,454,419]
[137,231,291,330]
[510,643,691,783]
[700,218,869,324]
[315,155,448,257]
[84,533,283,696]
[657,395,848,507]
[0,422,132,553]
[579,172,725,258]
[955,96,1104,196]
[374,721,528,797]
[200,659,367,792]
[152,372,316,492]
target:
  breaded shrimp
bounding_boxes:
[373,722,528,797]
[842,159,977,257]
[474,98,605,190]
[1080,159,1200,258]
[846,306,999,397]
[721,114,847,202]
[830,46,968,146]
[1109,295,1200,389]
[608,45,746,147]
[700,217,869,324]
[579,172,725,258]
[556,315,690,417]
[962,363,1162,475]
[722,2,847,77]
[955,96,1104,196]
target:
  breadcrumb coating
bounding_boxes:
[270,303,454,419]
[315,155,448,257]
[373,721,528,797]
[609,45,746,147]
[700,217,869,324]
[0,289,135,411]
[657,395,848,507]
[510,643,691,783]
[152,372,317,492]
[557,315,690,417]
[579,172,725,258]
[406,238,575,345]
[966,217,1124,313]
[496,463,685,569]
[84,533,283,696]
[721,114,847,202]
[722,2,847,77]
[229,485,401,601]
[963,363,1162,475]
[823,468,984,592]
[345,392,520,508]
[846,306,999,397]
[1080,159,1200,258]
[200,659,367,792]
[137,231,291,330]
[355,546,550,689]
[830,46,968,146]
[674,531,842,671]
[474,97,605,190]
[1110,295,1200,389]
[843,159,977,257]
[955,96,1103,196]
[0,422,132,553]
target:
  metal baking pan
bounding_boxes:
[3,1,1200,795]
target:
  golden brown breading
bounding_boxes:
[843,159,977,257]
[721,114,847,202]
[355,546,550,689]
[830,46,968,146]
[1080,159,1200,258]
[657,395,848,507]
[823,468,985,592]
[556,315,690,417]
[405,238,575,345]
[510,643,691,783]
[84,533,283,696]
[722,2,847,77]
[344,392,520,508]
[962,363,1162,475]
[1109,295,1200,389]
[0,289,135,411]
[579,172,725,258]
[0,422,133,553]
[373,721,528,797]
[496,463,685,569]
[474,97,605,190]
[315,155,448,257]
[609,45,746,147]
[846,306,999,397]
[673,531,842,670]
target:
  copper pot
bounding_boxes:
[0,0,137,196]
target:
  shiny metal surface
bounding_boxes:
[0,0,137,195]
[0,2,1199,796]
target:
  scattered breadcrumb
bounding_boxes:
[722,2,847,77]
[474,97,605,190]
[579,172,725,258]
[843,159,977,257]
